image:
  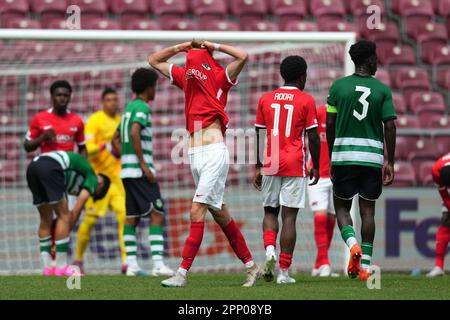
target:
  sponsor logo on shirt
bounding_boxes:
[186,68,208,81]
[201,63,211,71]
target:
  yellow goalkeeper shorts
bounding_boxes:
[84,180,125,218]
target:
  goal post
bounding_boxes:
[0,30,356,275]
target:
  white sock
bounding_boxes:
[266,245,275,257]
[178,268,187,277]
[55,252,67,269]
[153,258,164,269]
[346,237,358,249]
[126,255,139,270]
[40,252,52,269]
[245,260,255,269]
[280,268,289,277]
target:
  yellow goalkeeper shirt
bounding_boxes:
[85,110,121,179]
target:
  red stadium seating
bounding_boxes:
[3,16,40,28]
[393,93,407,114]
[109,0,148,15]
[349,0,385,15]
[159,17,197,30]
[0,160,20,183]
[407,91,446,115]
[396,0,434,17]
[269,0,307,17]
[436,0,450,16]
[82,17,121,30]
[309,0,346,18]
[392,67,432,91]
[377,43,416,65]
[408,137,439,162]
[30,0,67,14]
[437,68,450,89]
[391,162,417,187]
[230,0,268,17]
[434,136,450,156]
[417,160,436,186]
[198,19,240,31]
[191,0,228,17]
[395,115,420,128]
[375,68,392,86]
[418,113,450,128]
[151,0,189,16]
[358,20,401,43]
[318,18,357,32]
[283,20,319,32]
[406,21,448,45]
[70,0,108,17]
[122,18,159,30]
[59,42,99,63]
[240,19,278,31]
[422,44,450,65]
[0,0,28,15]
[99,43,137,62]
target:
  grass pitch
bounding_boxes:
[0,273,449,300]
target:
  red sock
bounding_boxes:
[314,215,329,268]
[222,219,253,264]
[263,230,277,249]
[435,225,450,269]
[279,253,293,271]
[326,216,336,249]
[180,222,205,271]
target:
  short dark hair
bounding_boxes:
[349,40,377,66]
[441,166,450,187]
[50,80,72,95]
[102,87,117,99]
[280,56,307,83]
[131,68,158,94]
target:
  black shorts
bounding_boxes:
[122,178,165,217]
[26,157,65,207]
[331,165,382,201]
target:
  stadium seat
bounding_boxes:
[190,0,228,17]
[395,115,420,128]
[437,68,450,89]
[393,93,407,114]
[434,136,450,156]
[198,19,240,31]
[0,160,20,183]
[1,135,21,160]
[81,18,121,30]
[3,17,40,29]
[240,19,279,31]
[122,18,159,30]
[71,0,108,17]
[408,137,439,162]
[318,18,357,32]
[392,67,431,91]
[99,43,136,63]
[406,21,448,45]
[418,113,450,128]
[269,0,307,17]
[349,0,385,16]
[422,44,450,65]
[30,0,67,15]
[358,20,401,43]
[377,43,416,65]
[43,18,70,29]
[160,17,197,30]
[309,0,346,18]
[230,0,268,17]
[282,21,319,32]
[59,42,99,63]
[416,160,436,186]
[436,0,450,16]
[0,0,28,15]
[109,0,148,15]
[407,91,445,115]
[391,162,417,187]
[375,68,392,86]
[396,0,434,17]
[151,0,188,17]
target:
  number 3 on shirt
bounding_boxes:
[353,86,371,121]
[271,103,294,137]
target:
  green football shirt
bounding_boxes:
[118,98,154,179]
[40,151,98,196]
[327,74,397,168]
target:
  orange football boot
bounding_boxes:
[347,244,362,279]
[358,269,371,281]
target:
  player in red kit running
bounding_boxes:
[308,105,336,277]
[253,56,321,284]
[149,40,260,287]
[427,152,450,277]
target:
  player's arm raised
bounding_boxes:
[148,42,192,78]
[202,41,248,81]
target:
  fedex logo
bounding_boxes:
[386,199,446,257]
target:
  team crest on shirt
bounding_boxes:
[70,127,78,132]
[201,63,211,71]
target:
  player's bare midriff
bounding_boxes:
[189,119,224,147]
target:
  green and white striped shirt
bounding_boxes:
[119,98,155,179]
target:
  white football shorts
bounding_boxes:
[307,177,335,214]
[189,142,229,211]
[262,175,307,209]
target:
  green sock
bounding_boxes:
[124,224,138,268]
[341,225,358,249]
[149,225,164,268]
[361,242,373,270]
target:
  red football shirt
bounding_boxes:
[255,86,318,177]
[309,105,330,178]
[432,152,450,211]
[26,108,85,153]
[169,49,237,135]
